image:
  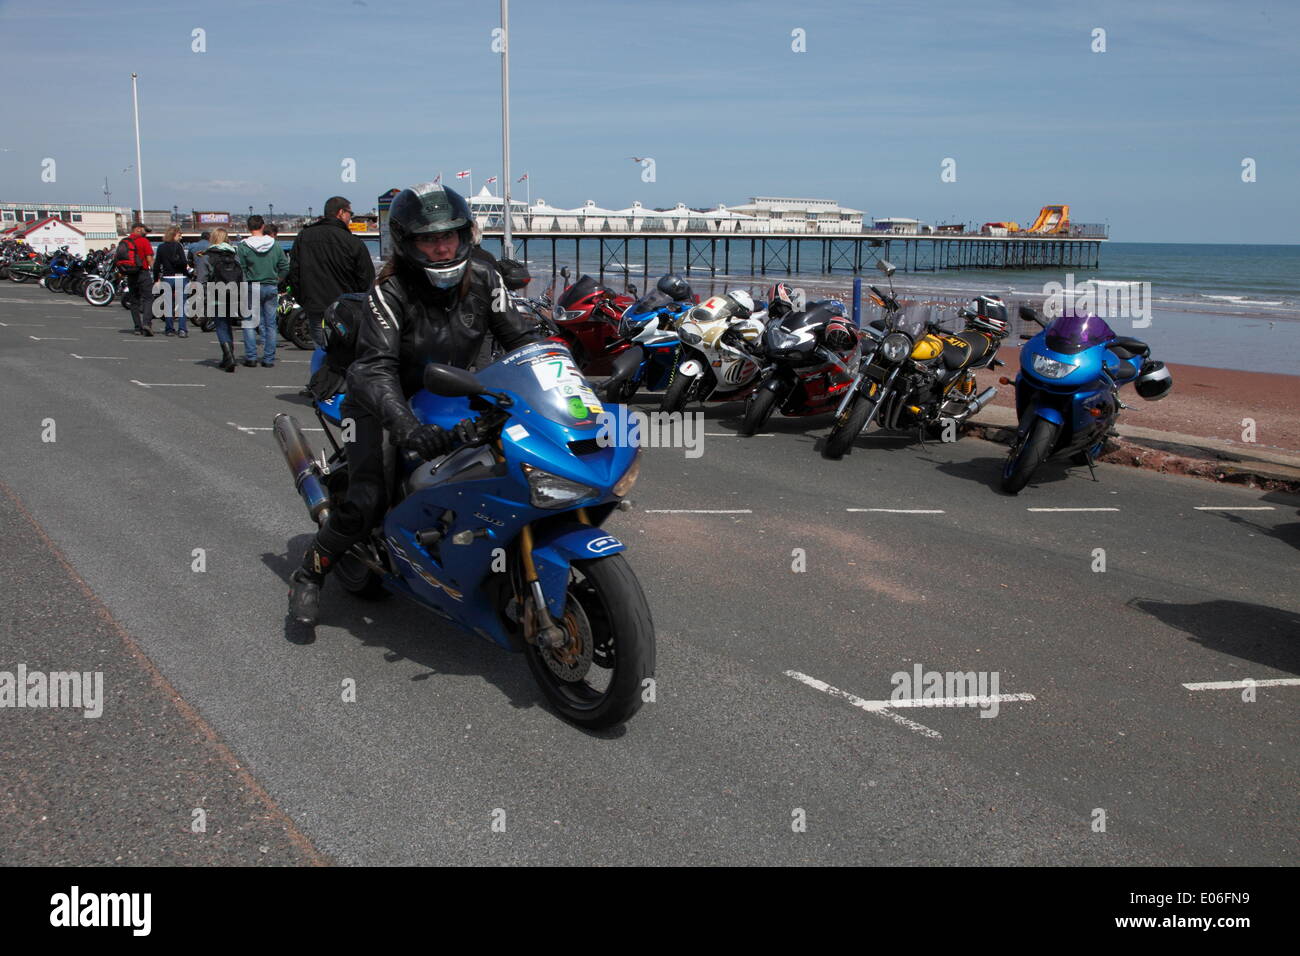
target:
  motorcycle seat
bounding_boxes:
[1107,337,1150,360]
[941,331,994,371]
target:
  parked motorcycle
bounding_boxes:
[601,275,695,404]
[277,289,315,350]
[821,261,1008,458]
[276,339,654,728]
[541,267,635,377]
[660,291,766,413]
[738,299,861,436]
[1000,304,1172,493]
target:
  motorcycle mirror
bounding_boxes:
[560,266,570,279]
[1018,304,1043,325]
[876,259,896,277]
[422,363,485,398]
[1019,333,1034,341]
[628,284,638,297]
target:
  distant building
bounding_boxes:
[1,201,127,250]
[727,197,864,233]
[1,216,88,255]
[872,217,923,235]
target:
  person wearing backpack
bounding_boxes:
[115,222,155,336]
[204,227,247,372]
[237,215,289,367]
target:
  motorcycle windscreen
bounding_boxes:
[889,303,931,339]
[1044,313,1117,355]
[478,341,606,428]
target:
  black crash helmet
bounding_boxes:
[656,273,692,302]
[1135,359,1172,400]
[966,295,1009,337]
[388,183,475,291]
[496,258,532,291]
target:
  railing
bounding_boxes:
[478,216,1106,238]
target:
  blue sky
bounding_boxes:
[1,0,1296,242]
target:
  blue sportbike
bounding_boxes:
[1002,305,1172,493]
[276,340,654,728]
[601,289,693,404]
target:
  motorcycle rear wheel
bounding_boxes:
[1001,417,1059,494]
[334,548,389,600]
[738,385,778,436]
[46,275,65,292]
[10,271,28,283]
[523,555,655,730]
[603,377,638,405]
[822,393,875,459]
[286,309,315,350]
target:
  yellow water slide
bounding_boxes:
[1026,205,1070,233]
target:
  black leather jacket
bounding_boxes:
[346,257,540,439]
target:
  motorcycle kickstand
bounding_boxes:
[1085,451,1098,482]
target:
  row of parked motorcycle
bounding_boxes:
[0,239,317,351]
[501,259,1173,494]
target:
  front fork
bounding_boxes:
[517,508,592,650]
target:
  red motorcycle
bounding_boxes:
[737,301,862,436]
[541,268,636,377]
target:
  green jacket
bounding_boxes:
[237,234,289,285]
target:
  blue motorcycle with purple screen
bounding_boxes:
[277,340,654,729]
[1001,305,1172,494]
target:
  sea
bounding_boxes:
[348,238,1300,376]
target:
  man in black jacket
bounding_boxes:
[288,183,540,625]
[287,196,375,344]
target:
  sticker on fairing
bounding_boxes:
[505,424,529,441]
[567,396,588,419]
[532,355,583,391]
[586,535,622,554]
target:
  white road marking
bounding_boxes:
[704,432,773,437]
[84,325,124,329]
[227,423,323,434]
[0,322,45,326]
[785,670,1037,740]
[784,671,941,738]
[264,384,299,389]
[644,509,752,514]
[29,335,76,341]
[1193,506,1276,512]
[130,380,206,388]
[1027,507,1120,512]
[846,508,945,514]
[1183,678,1300,691]
[70,354,126,360]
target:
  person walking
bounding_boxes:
[188,230,212,284]
[153,225,189,337]
[204,227,244,372]
[288,196,374,346]
[238,215,289,367]
[115,222,155,336]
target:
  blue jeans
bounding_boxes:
[245,283,278,363]
[160,276,187,333]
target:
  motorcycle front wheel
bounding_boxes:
[524,555,655,730]
[9,270,28,284]
[659,370,697,414]
[1001,417,1059,494]
[286,309,315,350]
[822,393,876,459]
[738,385,779,436]
[603,377,639,406]
[83,279,113,306]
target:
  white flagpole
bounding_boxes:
[131,73,144,221]
[500,0,513,259]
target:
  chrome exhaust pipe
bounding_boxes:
[953,386,998,422]
[273,413,330,525]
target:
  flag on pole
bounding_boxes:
[484,176,498,185]
[456,170,471,179]
[517,173,528,182]
[433,172,441,184]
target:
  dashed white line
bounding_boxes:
[704,432,773,437]
[130,380,206,388]
[28,335,76,341]
[846,508,945,514]
[1027,507,1120,512]
[643,509,753,514]
[227,423,322,434]
[70,354,126,360]
[1193,506,1276,512]
[264,384,299,389]
[1183,678,1300,691]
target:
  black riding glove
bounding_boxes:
[398,424,454,460]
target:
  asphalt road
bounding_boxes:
[1,282,1296,866]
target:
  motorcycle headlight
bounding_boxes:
[881,333,911,364]
[612,453,641,497]
[522,463,597,509]
[1031,353,1075,379]
[678,323,703,346]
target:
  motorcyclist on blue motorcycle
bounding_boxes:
[288,183,542,624]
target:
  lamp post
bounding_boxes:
[269,202,274,221]
[130,74,144,222]
[500,0,513,260]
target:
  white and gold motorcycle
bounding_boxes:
[659,291,767,413]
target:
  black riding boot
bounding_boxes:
[219,343,236,372]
